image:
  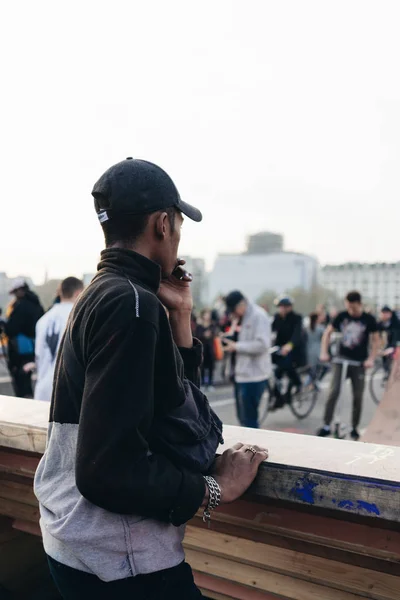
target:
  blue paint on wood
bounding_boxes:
[335,499,380,515]
[338,500,354,509]
[357,500,380,515]
[290,476,318,504]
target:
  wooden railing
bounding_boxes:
[1,393,400,599]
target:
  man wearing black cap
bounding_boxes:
[270,296,305,409]
[34,158,268,598]
[223,291,271,428]
[378,306,400,350]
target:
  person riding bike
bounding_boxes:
[378,306,400,373]
[270,296,306,410]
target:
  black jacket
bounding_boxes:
[379,313,400,348]
[5,290,44,340]
[272,310,306,363]
[50,249,208,526]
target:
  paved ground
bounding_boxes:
[0,356,380,440]
[206,367,381,438]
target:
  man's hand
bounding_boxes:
[281,343,293,357]
[158,259,193,313]
[212,442,268,504]
[223,340,237,353]
[320,351,330,363]
[364,357,374,369]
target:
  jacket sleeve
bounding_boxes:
[75,316,205,526]
[4,303,26,338]
[236,313,271,356]
[178,339,203,386]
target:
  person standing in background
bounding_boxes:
[195,309,216,391]
[223,291,271,428]
[318,291,380,440]
[4,278,44,398]
[34,277,84,401]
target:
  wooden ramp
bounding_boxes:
[1,396,400,599]
[362,350,400,446]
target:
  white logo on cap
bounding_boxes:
[98,211,109,223]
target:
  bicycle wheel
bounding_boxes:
[259,383,274,426]
[289,376,319,419]
[369,365,388,405]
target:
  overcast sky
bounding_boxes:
[1,0,399,283]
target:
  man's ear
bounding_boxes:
[154,212,168,240]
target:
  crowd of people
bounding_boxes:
[190,290,400,436]
[2,270,398,441]
[0,276,84,401]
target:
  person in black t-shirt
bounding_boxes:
[317,291,380,440]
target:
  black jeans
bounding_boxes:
[273,355,302,388]
[8,357,34,397]
[47,556,203,600]
[324,363,365,429]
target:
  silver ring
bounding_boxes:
[246,446,257,456]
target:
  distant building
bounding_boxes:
[208,251,318,304]
[321,263,400,309]
[246,232,283,255]
[180,257,207,309]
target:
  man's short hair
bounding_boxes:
[101,207,176,248]
[61,277,84,300]
[346,290,362,304]
[225,290,246,313]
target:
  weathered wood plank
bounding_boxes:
[12,519,41,537]
[0,478,38,507]
[0,449,40,477]
[192,499,400,562]
[0,497,39,523]
[184,527,400,600]
[248,460,400,524]
[195,571,282,600]
[219,425,400,483]
[190,516,400,577]
[186,549,363,600]
[0,395,48,453]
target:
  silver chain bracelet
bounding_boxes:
[203,476,222,522]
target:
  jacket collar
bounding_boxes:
[97,248,161,293]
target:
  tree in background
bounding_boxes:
[256,290,277,315]
[257,286,342,316]
[34,279,61,311]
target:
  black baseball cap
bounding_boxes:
[381,305,392,313]
[92,158,202,223]
[275,295,293,307]
[225,291,246,312]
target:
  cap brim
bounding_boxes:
[177,199,202,222]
